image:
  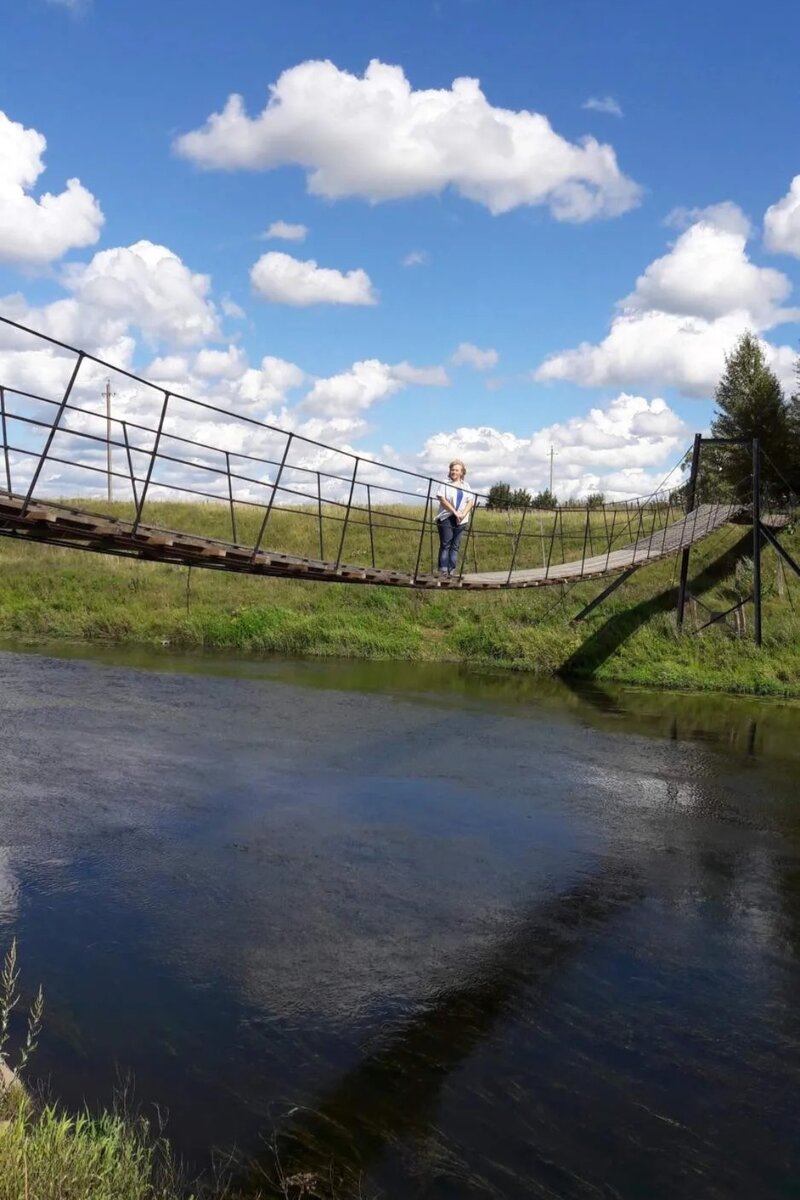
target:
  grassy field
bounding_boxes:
[1,498,799,696]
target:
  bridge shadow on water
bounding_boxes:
[230,863,640,1198]
[559,531,752,679]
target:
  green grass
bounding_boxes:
[0,1090,185,1200]
[1,499,799,696]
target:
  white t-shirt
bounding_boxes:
[435,482,473,525]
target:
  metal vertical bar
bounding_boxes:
[545,507,559,578]
[105,380,112,504]
[413,479,433,581]
[457,495,478,582]
[506,505,528,585]
[753,437,762,647]
[366,483,376,569]
[630,501,645,564]
[316,471,325,560]
[121,422,139,509]
[252,432,293,562]
[0,386,12,495]
[579,507,591,578]
[659,497,673,554]
[677,433,702,630]
[22,352,84,514]
[132,390,170,534]
[604,508,618,572]
[639,503,658,565]
[335,457,359,570]
[225,451,238,544]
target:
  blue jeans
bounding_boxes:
[437,515,466,573]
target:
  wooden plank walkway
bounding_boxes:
[462,503,743,586]
[0,494,753,590]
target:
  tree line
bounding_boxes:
[486,332,800,511]
[486,484,607,510]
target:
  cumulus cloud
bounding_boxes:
[582,96,623,118]
[302,361,402,422]
[63,240,220,347]
[764,176,800,257]
[175,58,642,221]
[451,342,499,370]
[250,251,378,306]
[193,345,247,379]
[536,203,799,397]
[402,250,428,267]
[416,394,689,499]
[301,358,450,418]
[625,203,791,324]
[263,220,308,242]
[0,110,103,266]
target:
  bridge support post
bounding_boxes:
[752,438,762,647]
[676,432,702,631]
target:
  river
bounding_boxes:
[0,643,798,1198]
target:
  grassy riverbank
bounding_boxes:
[1,501,799,695]
[0,1088,363,1200]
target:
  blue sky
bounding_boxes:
[2,0,800,498]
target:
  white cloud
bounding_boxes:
[221,295,245,319]
[451,342,499,370]
[391,361,450,386]
[250,251,378,306]
[263,220,308,242]
[764,176,800,257]
[303,360,404,417]
[416,394,689,499]
[63,240,220,347]
[536,203,799,397]
[193,345,247,379]
[0,110,103,267]
[582,96,623,118]
[175,58,642,221]
[625,203,791,324]
[402,250,428,267]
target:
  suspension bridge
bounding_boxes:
[0,316,797,635]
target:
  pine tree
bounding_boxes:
[787,354,800,496]
[709,332,790,503]
[487,482,512,510]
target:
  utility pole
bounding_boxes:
[105,379,113,503]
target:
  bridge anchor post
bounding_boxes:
[676,432,702,631]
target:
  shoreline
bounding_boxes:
[2,632,800,703]
[2,510,799,701]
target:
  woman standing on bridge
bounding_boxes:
[435,459,474,577]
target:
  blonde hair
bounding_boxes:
[449,459,467,479]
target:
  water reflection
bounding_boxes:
[0,646,798,1198]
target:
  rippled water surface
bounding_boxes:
[1,642,799,1198]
